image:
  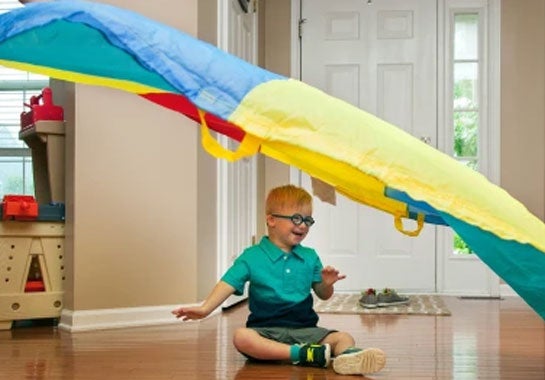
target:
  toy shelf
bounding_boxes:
[0,221,65,330]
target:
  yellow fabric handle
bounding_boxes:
[394,213,424,237]
[198,109,261,162]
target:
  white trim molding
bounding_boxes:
[58,303,215,332]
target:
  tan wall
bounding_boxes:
[58,0,201,311]
[196,0,219,300]
[260,0,292,77]
[501,0,545,220]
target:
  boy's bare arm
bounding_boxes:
[172,280,236,320]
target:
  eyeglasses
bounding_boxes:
[270,213,315,227]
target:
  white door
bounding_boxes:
[299,0,437,293]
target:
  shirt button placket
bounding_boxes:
[283,255,291,289]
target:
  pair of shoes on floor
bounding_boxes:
[359,288,410,309]
[333,347,386,375]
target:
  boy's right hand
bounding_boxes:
[172,281,235,321]
[171,305,209,321]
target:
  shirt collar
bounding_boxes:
[259,236,304,261]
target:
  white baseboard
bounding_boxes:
[58,303,214,332]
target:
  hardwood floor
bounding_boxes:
[1,296,544,379]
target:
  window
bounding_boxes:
[450,10,481,254]
[439,0,501,292]
[0,1,49,198]
[453,13,479,171]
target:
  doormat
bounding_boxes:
[314,293,451,316]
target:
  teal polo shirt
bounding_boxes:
[222,236,324,328]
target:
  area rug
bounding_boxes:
[314,293,451,316]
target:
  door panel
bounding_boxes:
[300,0,437,292]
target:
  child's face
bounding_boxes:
[266,203,313,252]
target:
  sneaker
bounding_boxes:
[377,288,410,307]
[333,347,386,375]
[296,343,331,368]
[359,288,378,309]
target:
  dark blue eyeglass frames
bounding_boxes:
[271,213,315,226]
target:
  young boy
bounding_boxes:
[172,185,385,375]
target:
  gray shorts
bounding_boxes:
[251,326,335,345]
[240,326,336,361]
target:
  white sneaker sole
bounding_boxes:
[377,299,410,307]
[333,348,386,375]
[323,343,332,367]
[359,301,378,309]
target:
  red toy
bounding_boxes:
[1,195,39,220]
[20,87,64,130]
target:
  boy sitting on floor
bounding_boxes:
[172,184,385,375]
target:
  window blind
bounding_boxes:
[0,0,49,196]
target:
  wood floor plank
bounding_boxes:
[0,296,543,379]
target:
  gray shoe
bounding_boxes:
[377,288,410,307]
[333,348,386,375]
[359,288,378,309]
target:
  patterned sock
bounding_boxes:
[290,344,301,363]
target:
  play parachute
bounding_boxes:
[1,1,544,319]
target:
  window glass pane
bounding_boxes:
[454,13,478,60]
[0,90,44,148]
[454,62,478,109]
[453,110,478,158]
[452,12,480,256]
[0,157,34,197]
[0,80,50,151]
[454,232,472,254]
[24,156,34,194]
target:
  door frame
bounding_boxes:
[217,0,258,306]
[290,0,502,295]
[437,0,501,296]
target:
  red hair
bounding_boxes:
[265,185,312,214]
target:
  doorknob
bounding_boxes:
[420,136,431,145]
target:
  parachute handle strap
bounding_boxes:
[198,109,261,162]
[394,212,425,237]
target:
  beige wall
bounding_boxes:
[259,0,292,77]
[196,0,219,305]
[57,0,203,311]
[501,0,545,220]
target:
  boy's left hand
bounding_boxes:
[321,265,346,286]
